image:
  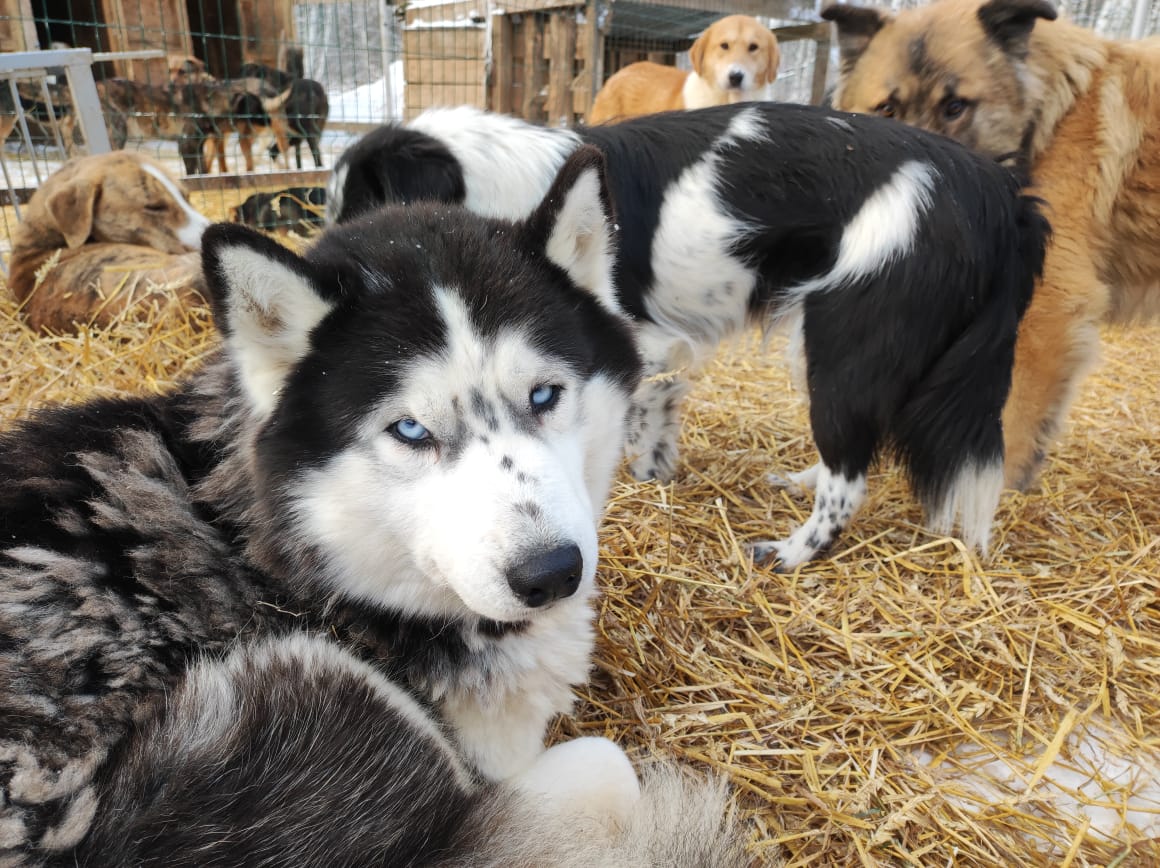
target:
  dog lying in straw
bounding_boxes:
[823,0,1160,489]
[5,151,210,332]
[328,103,1049,567]
[0,147,746,866]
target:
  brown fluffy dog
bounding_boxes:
[588,15,779,124]
[6,151,211,332]
[822,0,1160,490]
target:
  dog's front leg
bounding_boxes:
[1000,239,1107,492]
[751,462,867,569]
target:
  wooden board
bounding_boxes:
[100,0,191,82]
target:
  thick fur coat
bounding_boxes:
[0,149,746,866]
[328,103,1049,566]
[5,152,210,332]
[823,0,1160,488]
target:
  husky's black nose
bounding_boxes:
[507,545,583,608]
[728,70,745,88]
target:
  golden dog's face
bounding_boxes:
[41,151,211,254]
[690,15,780,95]
[823,0,1058,163]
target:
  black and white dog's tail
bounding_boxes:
[74,636,748,868]
[894,192,1050,552]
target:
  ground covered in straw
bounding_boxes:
[1,206,1158,865]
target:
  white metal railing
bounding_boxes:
[1,48,111,222]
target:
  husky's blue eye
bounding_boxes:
[529,384,561,412]
[389,418,431,444]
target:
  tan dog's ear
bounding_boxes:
[689,29,708,76]
[758,28,781,87]
[977,0,1057,58]
[45,177,98,249]
[821,4,890,72]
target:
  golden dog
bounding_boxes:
[588,15,779,124]
[6,151,211,332]
[822,0,1160,489]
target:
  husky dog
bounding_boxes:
[327,103,1049,567]
[822,0,1160,489]
[0,149,747,866]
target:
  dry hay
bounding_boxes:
[2,203,1159,865]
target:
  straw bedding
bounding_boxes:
[2,191,1158,866]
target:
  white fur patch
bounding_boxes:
[721,106,767,144]
[409,107,581,220]
[643,141,757,346]
[786,160,936,301]
[543,165,619,312]
[141,163,211,250]
[325,162,349,223]
[439,603,598,780]
[512,737,641,828]
[214,246,333,417]
[928,457,1004,554]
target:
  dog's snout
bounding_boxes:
[728,70,745,88]
[506,544,583,608]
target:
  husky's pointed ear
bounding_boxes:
[978,0,1057,58]
[201,223,334,415]
[821,4,890,73]
[523,145,619,311]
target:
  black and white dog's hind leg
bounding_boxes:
[78,636,747,867]
[623,322,700,482]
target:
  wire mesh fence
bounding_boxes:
[0,0,1156,253]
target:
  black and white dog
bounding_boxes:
[0,149,745,865]
[328,104,1050,567]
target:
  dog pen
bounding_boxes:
[2,1,1160,864]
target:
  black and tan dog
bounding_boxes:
[268,78,329,169]
[823,0,1160,489]
[239,60,330,169]
[174,77,294,173]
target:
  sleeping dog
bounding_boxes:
[231,186,326,233]
[327,104,1049,567]
[6,151,210,331]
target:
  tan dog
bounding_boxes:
[588,15,779,124]
[6,151,211,332]
[822,0,1160,490]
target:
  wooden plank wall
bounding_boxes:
[100,0,191,82]
[0,0,40,52]
[489,5,594,126]
[238,0,297,69]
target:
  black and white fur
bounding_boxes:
[328,104,1049,567]
[0,149,746,866]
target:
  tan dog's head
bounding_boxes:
[822,0,1058,163]
[689,15,780,97]
[35,151,211,253]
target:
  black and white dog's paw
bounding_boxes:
[749,532,824,572]
[753,465,867,570]
[628,438,679,483]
